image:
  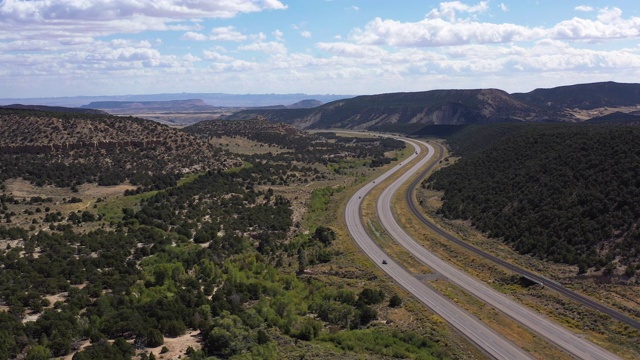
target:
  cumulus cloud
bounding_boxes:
[316,42,388,58]
[426,1,489,21]
[203,50,234,62]
[349,4,640,48]
[301,31,312,38]
[0,0,286,40]
[272,29,284,41]
[575,5,594,12]
[239,41,287,54]
[351,17,543,47]
[550,7,640,41]
[0,0,286,22]
[182,32,208,41]
[210,26,248,41]
[3,0,640,98]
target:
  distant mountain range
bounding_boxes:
[80,99,219,114]
[80,98,324,114]
[0,93,351,108]
[3,82,639,130]
[228,82,640,130]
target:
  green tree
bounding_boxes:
[388,294,402,308]
[26,345,52,360]
[145,329,164,348]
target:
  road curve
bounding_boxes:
[345,143,535,360]
[407,143,640,332]
[377,138,622,360]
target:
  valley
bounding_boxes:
[1,82,640,360]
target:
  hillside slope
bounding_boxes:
[512,81,640,110]
[425,123,640,275]
[230,89,552,130]
[228,82,640,130]
[0,109,240,187]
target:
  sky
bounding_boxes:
[1,0,640,98]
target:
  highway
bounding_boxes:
[345,142,535,360]
[406,142,640,332]
[374,138,623,360]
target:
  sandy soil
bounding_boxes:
[5,178,135,200]
[142,330,201,359]
[210,136,290,155]
[569,106,640,120]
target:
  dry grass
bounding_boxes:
[2,178,136,231]
[568,106,640,121]
[209,136,290,155]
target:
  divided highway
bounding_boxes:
[372,138,623,360]
[345,143,534,359]
[407,142,640,332]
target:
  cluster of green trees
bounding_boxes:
[426,123,640,272]
[0,117,450,359]
[0,170,423,359]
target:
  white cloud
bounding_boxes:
[182,31,208,41]
[239,41,287,54]
[500,3,508,12]
[203,50,234,61]
[183,53,202,62]
[575,5,594,12]
[351,17,543,47]
[426,1,489,21]
[251,32,267,41]
[350,5,640,48]
[0,0,287,21]
[550,7,640,41]
[210,26,248,41]
[0,0,286,40]
[273,29,284,41]
[2,0,640,98]
[301,31,312,38]
[316,42,387,58]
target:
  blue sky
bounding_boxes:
[1,0,640,98]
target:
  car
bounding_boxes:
[382,259,387,265]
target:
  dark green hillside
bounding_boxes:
[512,81,640,110]
[426,124,640,273]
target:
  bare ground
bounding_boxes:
[141,330,201,359]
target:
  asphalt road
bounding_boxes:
[406,142,640,332]
[345,142,535,360]
[376,138,623,360]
